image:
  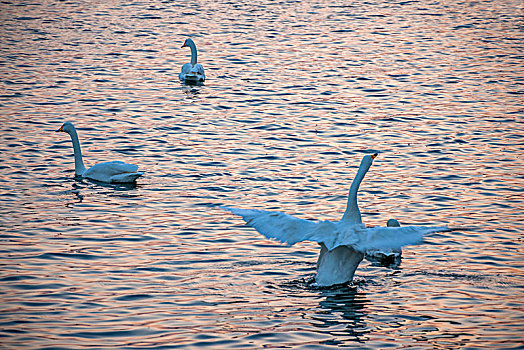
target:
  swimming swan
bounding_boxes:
[56,122,143,183]
[179,38,205,83]
[223,154,450,286]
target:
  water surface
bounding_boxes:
[0,0,523,348]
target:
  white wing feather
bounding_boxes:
[222,207,320,245]
[224,207,450,253]
[179,63,192,80]
[179,63,205,81]
[109,172,143,183]
[351,225,449,252]
[193,63,205,75]
[83,161,140,182]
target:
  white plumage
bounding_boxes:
[223,154,450,286]
[222,207,446,259]
[56,122,143,183]
[366,218,403,264]
[179,38,205,83]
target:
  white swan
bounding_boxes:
[223,154,450,286]
[365,219,403,264]
[179,38,205,83]
[56,122,143,183]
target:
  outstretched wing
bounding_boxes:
[222,207,336,246]
[222,207,449,252]
[353,225,450,252]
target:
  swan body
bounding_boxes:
[56,122,143,183]
[223,154,450,286]
[179,38,205,83]
[366,219,403,265]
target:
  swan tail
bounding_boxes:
[110,172,143,183]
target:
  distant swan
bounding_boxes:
[56,122,143,183]
[179,38,205,83]
[223,154,450,286]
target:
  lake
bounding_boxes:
[0,0,523,348]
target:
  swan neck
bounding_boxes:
[341,159,370,224]
[68,128,86,175]
[189,41,197,65]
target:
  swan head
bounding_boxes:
[361,153,378,167]
[387,219,400,227]
[56,121,75,134]
[181,38,194,48]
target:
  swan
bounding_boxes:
[365,219,403,265]
[179,38,205,83]
[56,122,143,183]
[222,154,450,286]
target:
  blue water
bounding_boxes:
[0,0,523,348]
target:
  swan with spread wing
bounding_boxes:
[56,122,143,183]
[222,154,450,286]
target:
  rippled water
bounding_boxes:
[1,0,523,348]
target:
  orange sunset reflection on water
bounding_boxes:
[0,0,523,348]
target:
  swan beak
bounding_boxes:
[370,153,378,160]
[181,44,186,48]
[56,125,64,132]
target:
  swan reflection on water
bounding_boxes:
[182,85,204,97]
[289,279,370,343]
[316,286,369,341]
[59,176,140,209]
